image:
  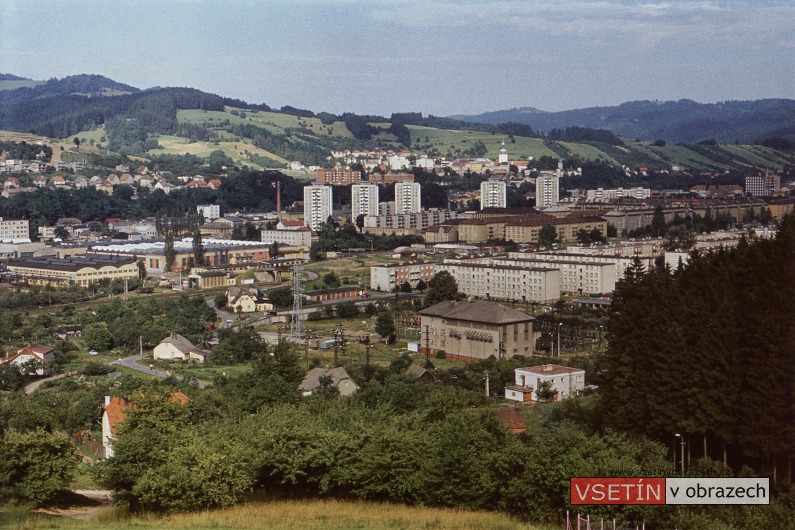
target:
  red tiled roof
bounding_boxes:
[103,397,130,435]
[494,406,526,433]
[104,391,189,434]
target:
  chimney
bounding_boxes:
[543,364,552,371]
[104,396,111,406]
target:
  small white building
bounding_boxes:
[153,333,212,363]
[505,364,585,402]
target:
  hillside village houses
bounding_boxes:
[0,344,56,376]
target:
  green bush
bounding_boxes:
[0,428,79,506]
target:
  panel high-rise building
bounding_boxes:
[303,184,333,231]
[395,182,421,214]
[745,172,780,197]
[351,183,379,220]
[480,180,507,209]
[536,162,564,210]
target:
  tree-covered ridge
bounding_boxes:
[452,99,795,143]
[0,86,225,138]
[602,217,795,472]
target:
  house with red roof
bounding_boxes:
[0,344,55,376]
[101,391,189,458]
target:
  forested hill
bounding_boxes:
[0,85,226,138]
[450,99,795,144]
[1,74,793,172]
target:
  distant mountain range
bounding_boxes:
[450,99,795,144]
[0,74,793,172]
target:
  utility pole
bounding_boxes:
[424,324,431,368]
[484,370,490,398]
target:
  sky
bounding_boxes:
[0,0,793,117]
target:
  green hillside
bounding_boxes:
[0,73,791,171]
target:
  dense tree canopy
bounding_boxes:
[602,218,795,473]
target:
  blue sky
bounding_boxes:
[0,0,792,116]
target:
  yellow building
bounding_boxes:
[7,256,139,288]
[504,216,608,244]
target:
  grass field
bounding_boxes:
[1,498,549,530]
[148,135,287,168]
[0,79,44,91]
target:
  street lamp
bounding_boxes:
[598,325,604,352]
[557,322,563,357]
[674,433,686,473]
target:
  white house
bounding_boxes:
[505,364,585,402]
[226,286,274,313]
[153,333,212,363]
[0,344,55,376]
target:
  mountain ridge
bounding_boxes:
[0,74,792,172]
[449,99,795,144]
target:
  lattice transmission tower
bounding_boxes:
[291,262,303,341]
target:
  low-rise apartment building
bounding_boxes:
[370,262,437,292]
[475,257,616,295]
[434,262,561,302]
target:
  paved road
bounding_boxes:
[112,354,209,388]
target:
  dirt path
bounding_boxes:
[37,490,114,520]
[23,371,77,395]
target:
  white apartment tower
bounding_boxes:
[395,182,421,214]
[303,184,333,231]
[480,180,507,209]
[536,161,562,209]
[351,183,379,219]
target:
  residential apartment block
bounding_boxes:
[351,183,379,219]
[480,180,507,210]
[485,257,615,295]
[395,182,421,214]
[535,173,559,209]
[504,216,607,245]
[745,173,780,197]
[585,187,651,202]
[303,184,333,231]
[480,180,507,209]
[363,208,457,235]
[196,204,221,221]
[261,227,313,248]
[508,251,656,284]
[434,262,561,302]
[0,218,29,241]
[314,166,362,186]
[366,172,414,185]
[370,262,437,292]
